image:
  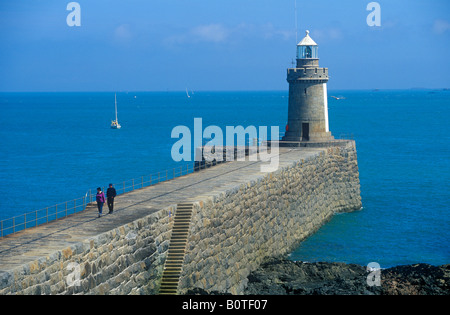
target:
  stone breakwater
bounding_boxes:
[178,141,361,294]
[0,141,361,295]
[243,258,450,295]
[0,207,174,295]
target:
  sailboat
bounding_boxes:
[111,93,121,129]
[186,88,191,98]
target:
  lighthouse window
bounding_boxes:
[305,46,312,58]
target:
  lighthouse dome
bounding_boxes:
[297,30,318,46]
[297,30,318,59]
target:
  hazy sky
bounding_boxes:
[0,0,449,91]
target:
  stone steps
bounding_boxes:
[159,202,193,295]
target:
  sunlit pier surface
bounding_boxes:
[0,146,325,272]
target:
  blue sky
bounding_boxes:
[0,0,449,91]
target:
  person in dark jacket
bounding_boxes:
[96,187,106,217]
[106,183,117,214]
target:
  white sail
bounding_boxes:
[115,94,118,122]
[111,93,121,129]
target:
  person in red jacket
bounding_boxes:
[96,187,106,217]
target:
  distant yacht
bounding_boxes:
[111,93,121,129]
[186,88,191,98]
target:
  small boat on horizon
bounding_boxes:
[330,95,345,100]
[111,93,121,129]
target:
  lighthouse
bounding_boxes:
[282,30,333,142]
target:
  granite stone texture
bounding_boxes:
[0,207,174,295]
[0,141,361,295]
[179,141,361,294]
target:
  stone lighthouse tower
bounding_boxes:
[282,30,333,142]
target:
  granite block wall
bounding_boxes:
[0,206,175,295]
[0,141,361,295]
[179,141,361,294]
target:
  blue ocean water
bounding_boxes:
[289,90,450,267]
[0,90,449,267]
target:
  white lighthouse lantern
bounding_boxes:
[297,30,318,59]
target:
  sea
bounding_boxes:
[0,90,449,268]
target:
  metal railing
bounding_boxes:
[95,163,198,198]
[338,133,355,140]
[0,196,88,237]
[0,162,209,238]
[0,135,355,238]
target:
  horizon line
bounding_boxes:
[1,87,449,93]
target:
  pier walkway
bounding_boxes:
[0,147,323,273]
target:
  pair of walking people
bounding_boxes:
[96,184,117,217]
